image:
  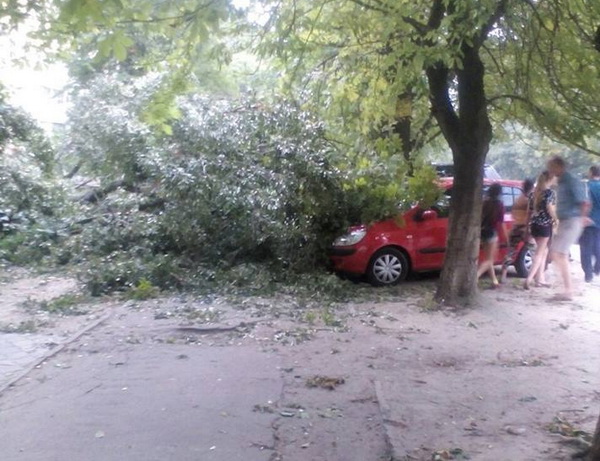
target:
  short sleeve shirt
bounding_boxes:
[530,189,556,226]
[588,179,600,227]
[556,171,586,220]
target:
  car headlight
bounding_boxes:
[333,228,366,246]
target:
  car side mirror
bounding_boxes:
[416,209,438,221]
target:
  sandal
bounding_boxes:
[534,282,551,288]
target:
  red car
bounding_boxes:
[329,179,533,286]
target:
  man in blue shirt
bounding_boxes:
[547,156,589,301]
[580,165,600,282]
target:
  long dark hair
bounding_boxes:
[481,183,502,228]
[522,178,534,195]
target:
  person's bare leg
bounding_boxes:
[487,241,499,285]
[477,242,489,279]
[477,243,501,288]
[551,251,572,298]
[477,263,488,279]
[477,242,498,285]
[535,247,550,285]
[525,237,548,289]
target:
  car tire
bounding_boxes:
[514,244,534,278]
[367,248,409,286]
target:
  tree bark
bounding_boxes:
[427,44,491,306]
[393,93,414,166]
[590,412,600,461]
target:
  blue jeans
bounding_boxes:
[579,226,600,280]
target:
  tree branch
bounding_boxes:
[487,93,545,117]
[481,42,505,78]
[426,64,460,152]
[114,0,221,26]
[347,0,391,15]
[401,16,428,36]
[412,113,442,152]
[477,0,508,46]
[428,0,446,30]
[425,0,460,150]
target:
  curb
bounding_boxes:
[0,311,112,396]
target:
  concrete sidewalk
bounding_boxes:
[0,333,56,388]
[1,262,598,461]
[0,316,283,461]
[0,313,111,395]
[0,299,391,461]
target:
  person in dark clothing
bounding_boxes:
[477,183,506,288]
[580,165,600,282]
[524,171,557,289]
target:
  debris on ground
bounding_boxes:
[305,375,345,390]
[432,447,470,460]
[547,416,592,439]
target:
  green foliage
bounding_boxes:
[320,305,342,327]
[0,88,67,265]
[151,96,342,269]
[405,166,440,208]
[0,0,42,33]
[0,319,40,333]
[0,228,58,265]
[1,86,56,177]
[55,76,425,295]
[32,0,245,111]
[60,73,156,181]
[81,251,185,296]
[127,278,160,300]
[491,0,600,154]
[256,0,600,161]
[37,293,88,316]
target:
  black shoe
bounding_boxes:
[585,274,593,283]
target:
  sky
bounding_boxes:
[0,22,69,131]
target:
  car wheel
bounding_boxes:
[367,248,409,286]
[514,244,534,278]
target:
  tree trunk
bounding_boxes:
[436,150,485,306]
[394,93,414,167]
[590,412,600,461]
[427,43,492,306]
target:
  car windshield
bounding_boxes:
[410,187,452,217]
[432,163,501,180]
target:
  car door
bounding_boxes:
[411,190,451,271]
[495,185,518,262]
